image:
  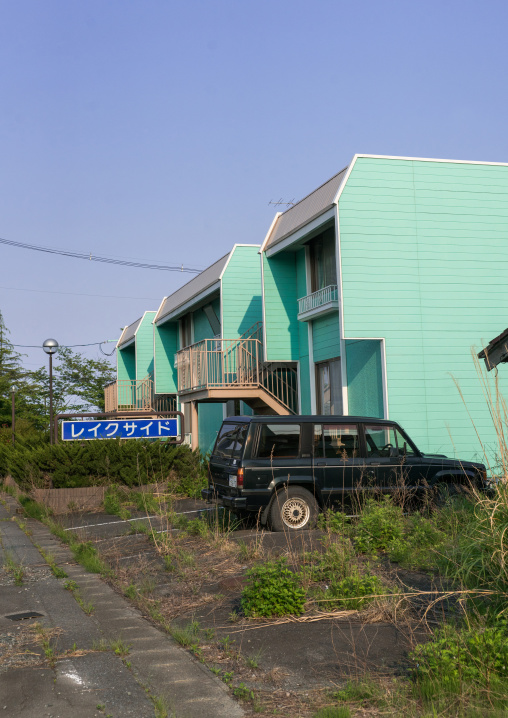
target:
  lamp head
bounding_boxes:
[43,338,59,355]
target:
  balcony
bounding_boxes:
[175,337,298,414]
[104,375,154,413]
[297,284,339,322]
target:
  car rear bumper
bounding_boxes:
[201,487,248,510]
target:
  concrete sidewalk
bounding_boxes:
[0,495,244,718]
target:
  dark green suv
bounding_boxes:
[202,416,487,531]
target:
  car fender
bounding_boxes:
[260,477,323,524]
[433,469,476,483]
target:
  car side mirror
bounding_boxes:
[389,446,400,458]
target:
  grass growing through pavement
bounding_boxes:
[3,553,25,585]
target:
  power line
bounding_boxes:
[0,236,202,273]
[13,340,116,348]
[0,285,160,301]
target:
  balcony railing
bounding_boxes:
[104,376,154,413]
[297,284,338,320]
[175,337,297,413]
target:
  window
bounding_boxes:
[214,423,248,460]
[314,424,360,459]
[310,230,337,292]
[316,358,342,415]
[256,424,301,459]
[364,424,415,458]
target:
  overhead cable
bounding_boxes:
[0,237,201,274]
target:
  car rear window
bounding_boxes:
[213,423,248,460]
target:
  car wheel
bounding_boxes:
[269,486,319,532]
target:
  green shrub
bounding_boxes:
[103,486,131,519]
[314,571,385,611]
[5,439,206,496]
[388,513,445,571]
[411,621,508,701]
[354,497,404,553]
[241,558,306,618]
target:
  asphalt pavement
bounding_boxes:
[0,494,244,718]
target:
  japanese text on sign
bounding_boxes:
[62,419,178,441]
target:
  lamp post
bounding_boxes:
[43,339,59,444]
[11,386,16,447]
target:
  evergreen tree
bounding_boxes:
[0,310,26,426]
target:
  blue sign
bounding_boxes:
[62,418,179,441]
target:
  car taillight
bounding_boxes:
[237,468,244,489]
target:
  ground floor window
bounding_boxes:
[315,358,342,415]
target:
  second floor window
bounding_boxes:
[310,230,337,293]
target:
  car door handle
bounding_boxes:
[369,463,380,467]
[316,462,326,466]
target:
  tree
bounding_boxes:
[0,310,27,426]
[51,346,115,413]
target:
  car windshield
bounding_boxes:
[213,423,248,460]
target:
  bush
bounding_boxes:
[354,497,405,553]
[314,571,386,611]
[241,558,306,618]
[388,513,445,571]
[4,439,206,497]
[411,621,508,701]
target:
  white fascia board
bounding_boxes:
[116,327,128,349]
[348,153,508,167]
[153,296,168,325]
[154,281,221,326]
[265,207,336,257]
[118,336,135,350]
[259,212,282,254]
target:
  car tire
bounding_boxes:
[269,486,319,532]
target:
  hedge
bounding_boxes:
[0,438,206,497]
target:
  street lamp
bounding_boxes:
[11,386,16,447]
[43,339,59,444]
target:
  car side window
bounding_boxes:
[256,424,301,459]
[364,425,398,458]
[364,424,415,458]
[314,424,360,459]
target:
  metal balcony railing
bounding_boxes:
[297,284,338,317]
[104,376,154,413]
[175,337,297,414]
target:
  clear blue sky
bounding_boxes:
[1,0,507,369]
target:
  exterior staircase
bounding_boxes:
[175,322,298,415]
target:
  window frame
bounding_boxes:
[253,423,303,460]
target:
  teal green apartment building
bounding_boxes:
[106,154,508,464]
[260,154,508,463]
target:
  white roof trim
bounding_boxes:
[259,212,282,254]
[265,207,335,257]
[349,153,508,166]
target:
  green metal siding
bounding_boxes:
[263,253,299,361]
[295,248,311,413]
[193,299,219,343]
[135,312,156,380]
[154,322,178,394]
[346,339,383,418]
[339,156,508,460]
[117,345,135,381]
[312,313,341,364]
[221,246,262,338]
[198,403,224,455]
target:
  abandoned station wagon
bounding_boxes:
[203,416,487,531]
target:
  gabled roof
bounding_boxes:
[154,253,229,325]
[264,166,348,251]
[117,317,142,348]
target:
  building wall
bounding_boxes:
[193,295,221,343]
[198,403,225,455]
[117,345,135,381]
[345,339,384,418]
[339,156,508,460]
[263,253,299,361]
[222,246,262,338]
[312,313,341,364]
[135,312,156,380]
[154,321,178,394]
